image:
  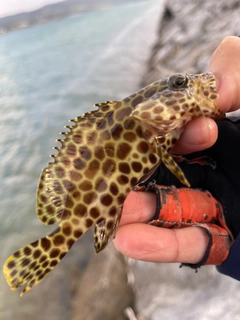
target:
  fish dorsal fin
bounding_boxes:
[36,101,120,225]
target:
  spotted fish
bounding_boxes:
[3,72,225,295]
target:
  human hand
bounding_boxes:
[114,36,240,265]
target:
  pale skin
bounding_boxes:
[114,36,240,264]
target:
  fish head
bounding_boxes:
[130,72,225,143]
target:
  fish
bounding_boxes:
[3,72,225,296]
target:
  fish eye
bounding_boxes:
[168,74,188,90]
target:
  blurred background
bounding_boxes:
[0,0,240,319]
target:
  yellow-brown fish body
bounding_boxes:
[3,72,225,296]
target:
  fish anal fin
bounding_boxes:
[94,206,122,253]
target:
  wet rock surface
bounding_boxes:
[71,244,135,320]
[141,0,240,86]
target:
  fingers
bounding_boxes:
[209,36,240,112]
[114,223,209,264]
[171,117,218,154]
[118,191,156,226]
[116,191,209,264]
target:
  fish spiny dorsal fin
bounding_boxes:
[37,101,121,226]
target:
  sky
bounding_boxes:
[0,0,65,18]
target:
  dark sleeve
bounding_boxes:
[217,234,240,280]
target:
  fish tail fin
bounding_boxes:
[3,222,81,296]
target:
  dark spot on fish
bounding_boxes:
[63,179,76,192]
[39,255,47,263]
[73,158,85,170]
[106,221,114,230]
[53,235,65,246]
[117,175,129,185]
[132,161,142,173]
[144,86,158,98]
[94,146,105,160]
[65,196,74,209]
[119,162,131,174]
[111,124,124,140]
[31,240,39,248]
[79,146,92,161]
[86,131,97,144]
[21,258,31,267]
[72,191,81,200]
[66,143,77,156]
[23,246,32,256]
[137,141,150,153]
[83,192,97,205]
[85,159,100,179]
[55,166,65,178]
[131,95,144,108]
[67,239,75,248]
[74,230,83,238]
[62,224,72,236]
[74,204,87,218]
[33,250,41,259]
[116,142,131,160]
[117,194,126,204]
[130,177,138,186]
[68,170,82,182]
[123,118,136,130]
[149,153,158,164]
[90,207,100,219]
[42,261,49,269]
[100,194,113,206]
[78,180,92,191]
[95,178,107,192]
[50,260,58,267]
[72,134,83,144]
[7,260,16,269]
[102,158,116,177]
[46,204,55,215]
[109,206,117,217]
[110,182,119,196]
[10,270,17,277]
[85,219,93,228]
[50,248,60,258]
[61,157,71,167]
[29,261,37,269]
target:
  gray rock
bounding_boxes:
[71,244,135,320]
[141,0,240,86]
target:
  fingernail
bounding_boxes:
[215,75,221,91]
[206,117,214,130]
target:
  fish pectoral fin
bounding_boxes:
[158,146,190,187]
[94,207,122,253]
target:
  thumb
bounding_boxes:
[209,36,240,112]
